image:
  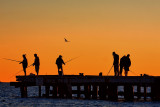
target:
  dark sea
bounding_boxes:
[0,82,160,107]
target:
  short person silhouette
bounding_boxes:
[56,55,65,76]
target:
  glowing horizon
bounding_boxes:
[1,0,160,82]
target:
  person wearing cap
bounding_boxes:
[19,54,28,76]
[33,54,40,76]
[56,55,65,76]
[112,52,119,76]
[124,54,131,76]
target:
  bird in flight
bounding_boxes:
[64,38,70,42]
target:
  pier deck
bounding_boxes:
[10,75,160,101]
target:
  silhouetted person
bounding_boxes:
[120,54,131,76]
[56,55,65,76]
[120,55,126,76]
[124,54,131,76]
[112,52,119,76]
[19,54,28,76]
[33,54,40,76]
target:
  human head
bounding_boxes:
[22,54,26,58]
[112,52,115,56]
[34,54,37,57]
[127,54,130,57]
[59,55,62,58]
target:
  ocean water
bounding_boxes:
[0,83,160,107]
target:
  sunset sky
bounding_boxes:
[0,0,160,82]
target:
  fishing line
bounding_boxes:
[2,58,21,63]
[65,56,80,64]
[130,70,139,76]
[9,64,33,79]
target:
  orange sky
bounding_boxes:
[1,0,160,82]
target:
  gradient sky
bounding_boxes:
[0,0,160,82]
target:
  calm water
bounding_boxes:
[0,82,160,107]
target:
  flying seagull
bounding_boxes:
[64,38,70,42]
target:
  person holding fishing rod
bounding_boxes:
[56,55,65,76]
[19,54,28,76]
[112,52,120,76]
[32,54,40,76]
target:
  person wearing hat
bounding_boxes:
[124,54,131,76]
[19,54,28,76]
[112,52,119,76]
[33,54,40,76]
[56,55,65,76]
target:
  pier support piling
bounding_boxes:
[77,85,80,98]
[52,85,58,98]
[99,84,107,100]
[39,86,41,97]
[20,86,27,98]
[137,85,141,99]
[108,84,118,101]
[144,85,147,101]
[124,85,134,101]
[92,85,98,99]
[84,84,91,99]
[45,86,50,98]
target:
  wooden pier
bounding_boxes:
[10,74,160,101]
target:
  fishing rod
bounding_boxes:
[9,64,33,79]
[2,58,21,63]
[107,65,114,76]
[65,56,80,64]
[16,64,33,75]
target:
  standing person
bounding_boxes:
[120,55,126,76]
[124,54,131,76]
[56,55,65,76]
[33,54,40,76]
[19,54,28,76]
[112,52,119,76]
